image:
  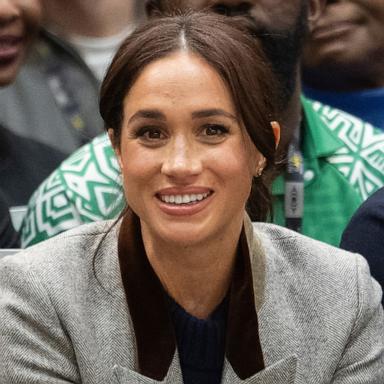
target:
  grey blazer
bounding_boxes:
[0,215,383,383]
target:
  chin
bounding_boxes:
[0,59,23,87]
[152,221,217,248]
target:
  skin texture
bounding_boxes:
[0,0,41,86]
[303,0,384,90]
[111,51,270,318]
[41,0,139,37]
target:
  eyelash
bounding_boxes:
[134,126,166,141]
[201,124,230,137]
[131,123,230,145]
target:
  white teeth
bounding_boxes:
[160,192,210,205]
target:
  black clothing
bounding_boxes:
[0,125,66,206]
[340,187,384,305]
[168,296,228,384]
[0,191,19,248]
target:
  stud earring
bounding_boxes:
[255,167,264,178]
[254,157,266,177]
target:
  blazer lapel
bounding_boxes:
[113,353,183,384]
[117,211,268,382]
[225,226,265,378]
[221,355,297,384]
[118,210,176,381]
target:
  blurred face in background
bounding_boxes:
[177,0,312,103]
[0,0,41,86]
[179,0,307,31]
[303,0,384,89]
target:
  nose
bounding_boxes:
[210,1,253,16]
[0,0,20,26]
[161,135,202,182]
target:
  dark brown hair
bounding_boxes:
[100,11,281,221]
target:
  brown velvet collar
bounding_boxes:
[118,210,264,381]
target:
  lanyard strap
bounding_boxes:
[36,39,94,146]
[284,122,304,233]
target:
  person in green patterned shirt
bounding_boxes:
[19,0,384,247]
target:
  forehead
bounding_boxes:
[124,52,236,114]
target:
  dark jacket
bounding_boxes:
[0,125,66,206]
[0,191,19,248]
[0,29,103,155]
[340,187,384,304]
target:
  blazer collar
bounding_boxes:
[117,210,265,381]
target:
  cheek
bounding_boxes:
[211,144,255,186]
[119,146,159,184]
[23,1,42,32]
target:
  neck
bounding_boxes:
[141,224,242,320]
[42,0,138,38]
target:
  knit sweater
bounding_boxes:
[168,296,228,384]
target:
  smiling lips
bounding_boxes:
[156,189,213,216]
[159,192,211,205]
[0,35,22,63]
[312,21,358,41]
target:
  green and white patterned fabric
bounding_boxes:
[21,135,124,246]
[273,97,384,245]
[21,97,384,247]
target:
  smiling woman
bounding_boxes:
[110,51,268,250]
[0,10,383,384]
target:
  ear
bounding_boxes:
[270,121,281,149]
[307,0,326,31]
[108,128,123,170]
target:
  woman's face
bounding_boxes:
[113,51,264,247]
[303,0,384,74]
[0,0,41,86]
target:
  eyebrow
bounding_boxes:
[128,109,166,124]
[192,109,238,121]
[128,108,238,124]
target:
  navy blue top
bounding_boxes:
[167,296,228,384]
[303,86,384,131]
[340,187,384,305]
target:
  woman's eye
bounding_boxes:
[136,127,166,141]
[203,124,229,137]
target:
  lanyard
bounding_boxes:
[36,37,95,146]
[284,121,304,233]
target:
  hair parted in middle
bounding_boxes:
[100,11,283,221]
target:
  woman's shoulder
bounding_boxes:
[253,221,381,311]
[0,220,118,285]
[253,222,357,259]
[251,222,371,283]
